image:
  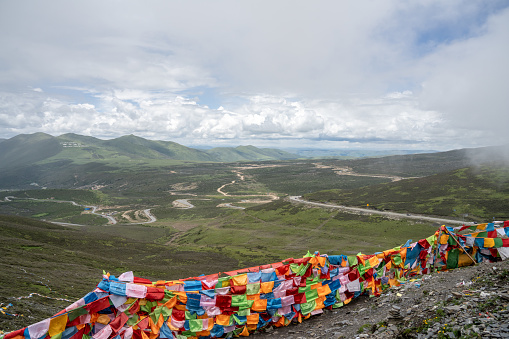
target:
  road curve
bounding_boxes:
[127,209,157,224]
[289,196,475,226]
[173,199,195,209]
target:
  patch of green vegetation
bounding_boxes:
[170,201,437,263]
[357,323,371,334]
[304,165,509,220]
[244,162,391,196]
[0,200,84,222]
[20,245,43,251]
[32,213,49,217]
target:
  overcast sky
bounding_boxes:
[0,1,508,150]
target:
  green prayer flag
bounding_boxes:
[300,300,316,315]
[151,306,172,323]
[150,309,160,323]
[297,263,310,276]
[184,311,197,320]
[236,308,251,316]
[447,248,459,269]
[358,262,370,276]
[162,290,175,303]
[188,319,203,333]
[426,234,437,247]
[376,264,385,278]
[233,314,247,325]
[305,289,319,302]
[347,256,358,266]
[231,294,249,308]
[140,304,151,314]
[68,307,88,321]
[306,276,322,284]
[298,285,311,293]
[392,254,402,266]
[476,231,488,238]
[448,236,457,246]
[246,283,260,295]
[126,314,139,326]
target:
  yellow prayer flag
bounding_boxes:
[48,314,68,337]
[484,238,495,248]
[231,274,248,286]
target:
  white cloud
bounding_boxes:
[0,88,452,149]
[0,1,507,150]
[416,7,509,139]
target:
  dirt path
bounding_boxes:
[215,169,279,205]
[172,199,195,209]
[313,163,419,182]
[217,180,236,196]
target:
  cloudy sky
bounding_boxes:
[0,1,508,151]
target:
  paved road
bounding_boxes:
[128,209,157,224]
[288,196,475,226]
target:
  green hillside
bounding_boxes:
[326,144,509,177]
[57,133,103,145]
[0,133,300,170]
[101,135,214,161]
[172,200,437,265]
[206,145,299,162]
[0,133,304,189]
[0,133,62,170]
[304,164,509,221]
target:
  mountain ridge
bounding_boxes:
[0,132,300,169]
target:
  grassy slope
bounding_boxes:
[205,146,299,162]
[0,215,242,332]
[0,133,62,170]
[304,165,509,221]
[101,135,215,161]
[171,200,437,267]
[329,144,509,177]
[243,162,391,196]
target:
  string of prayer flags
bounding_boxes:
[3,219,509,339]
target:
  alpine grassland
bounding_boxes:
[304,165,509,222]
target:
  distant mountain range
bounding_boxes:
[0,132,300,170]
[0,132,507,191]
[281,148,435,159]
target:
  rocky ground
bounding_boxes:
[253,259,509,339]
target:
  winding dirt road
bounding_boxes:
[289,196,475,226]
[2,196,157,226]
